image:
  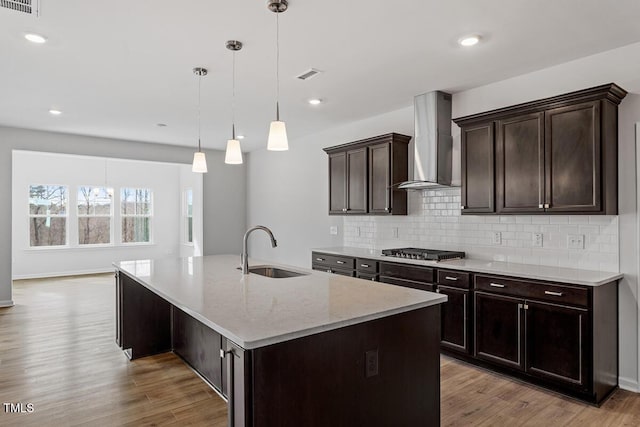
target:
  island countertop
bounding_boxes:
[115,255,446,350]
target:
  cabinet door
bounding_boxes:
[525,301,589,390]
[439,286,470,354]
[475,292,524,370]
[328,152,347,214]
[369,142,391,214]
[346,148,367,214]
[496,113,545,213]
[461,123,495,213]
[545,101,601,212]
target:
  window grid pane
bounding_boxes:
[29,185,68,247]
[121,188,152,243]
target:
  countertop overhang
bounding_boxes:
[313,247,622,287]
[114,255,446,350]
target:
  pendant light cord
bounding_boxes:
[275,11,280,121]
[232,50,236,139]
[197,73,202,152]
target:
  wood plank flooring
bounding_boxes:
[1,274,639,426]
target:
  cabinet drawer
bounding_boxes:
[379,262,434,283]
[356,258,378,273]
[357,272,378,282]
[437,270,470,289]
[380,276,434,292]
[312,252,355,269]
[475,275,589,308]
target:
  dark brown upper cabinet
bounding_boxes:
[324,133,410,215]
[461,123,495,213]
[454,83,627,215]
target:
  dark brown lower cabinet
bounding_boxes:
[438,286,470,354]
[525,300,589,390]
[474,292,525,371]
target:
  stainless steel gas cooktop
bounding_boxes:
[381,247,465,262]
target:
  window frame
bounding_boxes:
[183,188,194,245]
[27,184,69,248]
[120,187,154,245]
[76,186,115,246]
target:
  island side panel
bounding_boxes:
[250,305,441,427]
[118,271,172,359]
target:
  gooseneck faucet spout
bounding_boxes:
[242,226,278,274]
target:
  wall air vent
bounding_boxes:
[1,0,39,16]
[296,68,322,81]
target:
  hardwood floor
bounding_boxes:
[1,274,639,426]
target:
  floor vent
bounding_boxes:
[296,68,322,81]
[1,0,39,16]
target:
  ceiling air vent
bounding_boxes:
[296,68,322,81]
[1,0,39,16]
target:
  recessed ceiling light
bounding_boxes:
[48,109,62,115]
[308,98,322,105]
[236,135,245,140]
[458,35,480,47]
[25,33,47,44]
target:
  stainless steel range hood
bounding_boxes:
[398,91,459,190]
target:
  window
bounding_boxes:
[29,185,68,247]
[78,186,113,245]
[185,189,193,244]
[121,188,152,243]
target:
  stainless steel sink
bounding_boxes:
[245,265,309,278]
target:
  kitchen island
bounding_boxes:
[114,255,447,427]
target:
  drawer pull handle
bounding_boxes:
[445,276,458,281]
[544,290,563,297]
[336,260,345,265]
[316,258,325,261]
[361,264,370,268]
[489,283,505,288]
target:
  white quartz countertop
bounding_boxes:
[313,247,623,287]
[115,255,446,350]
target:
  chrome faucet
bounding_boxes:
[242,226,278,274]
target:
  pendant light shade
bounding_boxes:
[192,67,208,173]
[192,151,208,173]
[225,139,243,164]
[267,120,288,151]
[225,40,244,165]
[267,0,289,151]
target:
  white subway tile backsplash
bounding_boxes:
[342,188,619,272]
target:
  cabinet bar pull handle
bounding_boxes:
[538,204,544,209]
[445,276,458,281]
[342,208,347,212]
[361,264,370,268]
[544,203,550,209]
[489,283,505,288]
[460,205,465,210]
[316,258,325,261]
[336,260,345,264]
[544,290,563,296]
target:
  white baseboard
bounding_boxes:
[619,376,640,393]
[0,300,15,307]
[12,268,113,280]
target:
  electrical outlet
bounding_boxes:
[492,231,502,245]
[568,234,585,249]
[365,349,378,378]
[355,226,361,237]
[533,232,543,248]
[329,226,338,235]
[392,227,399,238]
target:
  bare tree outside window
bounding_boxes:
[29,185,68,247]
[78,186,113,245]
[121,188,152,243]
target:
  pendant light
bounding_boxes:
[225,40,244,165]
[267,0,289,151]
[192,67,208,173]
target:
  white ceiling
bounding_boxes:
[1,0,640,152]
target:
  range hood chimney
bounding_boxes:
[398,91,459,190]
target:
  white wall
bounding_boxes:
[246,42,640,391]
[11,151,203,279]
[0,126,246,307]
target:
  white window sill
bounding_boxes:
[25,243,156,252]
